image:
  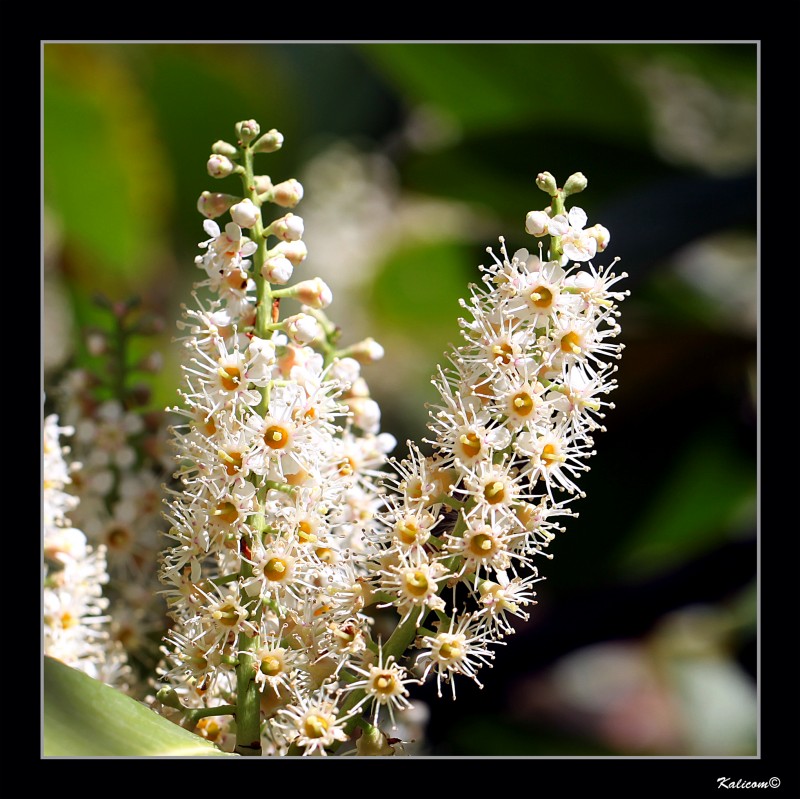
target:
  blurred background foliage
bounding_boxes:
[43,41,757,756]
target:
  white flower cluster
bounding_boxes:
[56,307,174,696]
[43,412,130,687]
[370,179,628,701]
[156,126,626,757]
[156,122,397,754]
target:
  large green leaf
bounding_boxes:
[43,657,235,757]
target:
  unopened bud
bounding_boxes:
[331,357,361,386]
[212,140,239,157]
[230,198,261,228]
[536,171,558,196]
[268,213,304,242]
[291,277,332,309]
[235,119,261,145]
[267,178,304,209]
[525,210,550,237]
[254,175,273,194]
[253,129,284,154]
[262,255,294,285]
[347,337,385,363]
[197,191,239,219]
[86,331,107,357]
[207,154,236,178]
[347,396,381,434]
[563,172,588,196]
[271,240,308,267]
[356,725,395,757]
[283,313,322,345]
[347,376,370,398]
[138,351,164,373]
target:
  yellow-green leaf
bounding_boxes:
[43,656,235,757]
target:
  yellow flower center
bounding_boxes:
[106,525,132,550]
[530,285,553,308]
[560,331,582,354]
[219,449,243,476]
[541,443,560,466]
[439,640,462,662]
[260,656,282,677]
[218,365,241,392]
[459,431,481,459]
[264,425,290,450]
[374,673,395,694]
[491,342,514,365]
[215,501,239,525]
[404,570,430,597]
[265,557,290,581]
[511,391,534,417]
[303,714,330,739]
[483,480,507,505]
[469,533,495,557]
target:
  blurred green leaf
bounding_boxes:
[44,656,234,757]
[44,45,171,293]
[360,43,651,139]
[616,426,756,579]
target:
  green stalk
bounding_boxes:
[232,140,274,757]
[549,187,567,262]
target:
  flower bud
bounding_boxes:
[197,191,239,219]
[137,351,164,373]
[283,313,322,345]
[291,277,333,309]
[563,172,588,196]
[207,154,236,178]
[536,171,558,196]
[267,178,304,209]
[235,119,261,145]
[253,129,284,154]
[212,140,239,157]
[268,213,304,242]
[254,175,273,194]
[86,331,107,357]
[347,337,385,363]
[586,223,611,252]
[271,240,308,267]
[331,357,361,386]
[525,210,550,237]
[347,396,381,434]
[262,255,294,285]
[355,726,396,757]
[230,198,261,228]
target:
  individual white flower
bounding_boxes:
[273,688,350,756]
[415,613,499,700]
[547,206,597,263]
[342,646,418,729]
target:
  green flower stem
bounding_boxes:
[185,705,238,726]
[549,187,567,262]
[232,140,274,757]
[233,550,262,756]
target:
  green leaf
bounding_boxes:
[44,45,172,294]
[616,426,756,579]
[360,43,651,140]
[43,657,235,757]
